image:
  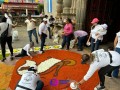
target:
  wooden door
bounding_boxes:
[85,0,120,42]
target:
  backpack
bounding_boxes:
[0,24,9,40]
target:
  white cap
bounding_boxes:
[43,18,47,22]
[70,82,78,89]
[101,24,108,30]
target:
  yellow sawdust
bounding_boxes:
[0,63,14,89]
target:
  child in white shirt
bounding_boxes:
[94,24,107,43]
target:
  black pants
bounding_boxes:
[98,65,119,87]
[40,33,47,51]
[36,80,44,90]
[0,36,13,58]
[15,49,27,57]
[48,27,52,39]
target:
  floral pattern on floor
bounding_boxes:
[9,50,99,90]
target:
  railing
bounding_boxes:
[0,15,43,26]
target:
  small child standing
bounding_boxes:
[15,42,34,58]
[94,24,108,43]
[53,29,59,44]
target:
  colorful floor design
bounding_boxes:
[0,45,61,55]
[9,50,99,90]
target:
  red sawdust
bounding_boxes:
[9,50,99,90]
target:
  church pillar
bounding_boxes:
[76,0,88,30]
[62,0,72,18]
[56,0,63,17]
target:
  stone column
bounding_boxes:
[56,0,63,17]
[76,0,88,30]
[63,0,72,14]
[73,0,77,14]
[70,0,74,14]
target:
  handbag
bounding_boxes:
[0,24,9,40]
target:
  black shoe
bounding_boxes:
[36,41,39,44]
[66,48,69,50]
[44,44,46,46]
[10,56,14,60]
[77,48,83,51]
[96,86,105,90]
[106,74,112,78]
[60,47,64,49]
[1,58,6,62]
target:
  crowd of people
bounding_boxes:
[0,10,120,90]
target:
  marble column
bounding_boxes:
[76,0,88,30]
[56,0,63,17]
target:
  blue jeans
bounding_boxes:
[40,33,47,51]
[77,36,87,50]
[112,48,120,77]
[91,38,101,52]
[62,35,71,49]
[28,28,38,43]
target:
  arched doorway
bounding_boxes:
[85,0,120,42]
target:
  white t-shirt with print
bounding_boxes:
[83,49,120,81]
[15,71,40,90]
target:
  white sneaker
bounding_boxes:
[38,51,43,54]
[94,86,105,90]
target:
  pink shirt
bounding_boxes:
[64,23,73,36]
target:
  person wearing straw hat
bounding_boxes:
[15,65,44,90]
[77,49,120,90]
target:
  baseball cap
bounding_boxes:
[91,18,99,24]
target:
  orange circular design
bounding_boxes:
[9,50,99,90]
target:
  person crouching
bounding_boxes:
[15,65,44,90]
